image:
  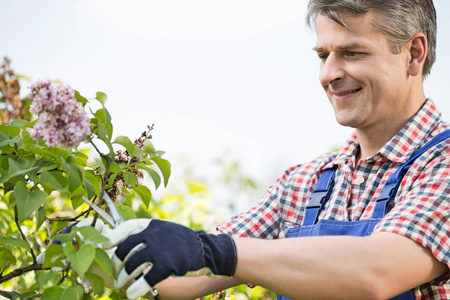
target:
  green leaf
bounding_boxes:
[95,124,115,155]
[72,285,84,300]
[74,153,88,167]
[0,137,21,147]
[0,158,38,183]
[43,244,65,269]
[117,205,137,220]
[94,248,115,277]
[53,226,78,244]
[84,272,105,295]
[94,106,113,140]
[113,136,134,154]
[15,181,48,223]
[85,171,101,197]
[36,206,46,228]
[10,119,32,128]
[108,160,121,173]
[61,158,82,193]
[32,148,60,163]
[0,125,20,137]
[137,164,161,189]
[42,286,79,300]
[151,156,171,187]
[74,90,88,106]
[123,171,138,186]
[0,131,9,142]
[94,108,111,129]
[96,121,108,140]
[84,178,96,200]
[95,92,108,105]
[78,226,109,244]
[63,243,95,278]
[40,170,67,193]
[133,185,152,208]
[0,237,31,251]
[0,248,17,268]
[143,139,156,155]
[131,147,143,157]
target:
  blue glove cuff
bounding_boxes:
[195,230,237,277]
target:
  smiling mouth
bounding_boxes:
[336,88,362,96]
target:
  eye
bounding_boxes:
[345,51,361,58]
[317,53,329,61]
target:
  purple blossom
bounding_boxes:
[29,81,91,148]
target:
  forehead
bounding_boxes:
[314,10,388,52]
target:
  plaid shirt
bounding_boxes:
[218,99,450,299]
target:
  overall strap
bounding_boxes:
[302,129,450,226]
[302,166,337,226]
[373,129,450,218]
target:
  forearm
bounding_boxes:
[154,276,243,300]
[233,233,447,300]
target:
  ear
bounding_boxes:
[407,32,427,77]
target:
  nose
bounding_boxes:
[319,53,346,87]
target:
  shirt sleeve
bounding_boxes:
[217,153,336,239]
[374,147,450,272]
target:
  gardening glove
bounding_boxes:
[103,218,237,300]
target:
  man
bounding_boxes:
[104,0,450,299]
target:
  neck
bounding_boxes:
[356,87,426,164]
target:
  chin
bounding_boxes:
[335,116,361,128]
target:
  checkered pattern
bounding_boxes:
[218,99,450,299]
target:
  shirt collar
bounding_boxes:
[331,99,442,166]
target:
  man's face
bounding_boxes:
[314,11,412,132]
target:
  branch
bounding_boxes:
[14,205,37,264]
[93,150,112,227]
[89,140,109,161]
[45,209,90,243]
[0,290,14,300]
[0,264,48,284]
[46,209,90,222]
[24,293,43,300]
[44,217,53,244]
[89,139,113,227]
[57,269,70,285]
[0,265,8,277]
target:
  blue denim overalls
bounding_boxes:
[278,130,450,300]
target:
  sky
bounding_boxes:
[2,1,450,212]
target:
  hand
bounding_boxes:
[103,219,237,300]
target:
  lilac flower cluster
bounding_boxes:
[29,81,91,148]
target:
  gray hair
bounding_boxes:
[306,0,437,78]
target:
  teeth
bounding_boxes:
[338,89,360,96]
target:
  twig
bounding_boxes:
[14,205,37,264]
[89,140,113,227]
[0,265,8,277]
[45,209,91,243]
[89,140,109,161]
[0,290,14,300]
[23,293,44,300]
[46,209,90,222]
[57,269,70,285]
[0,264,48,284]
[44,217,53,243]
[94,149,112,227]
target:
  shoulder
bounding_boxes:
[276,152,337,188]
[423,124,450,159]
[408,124,450,180]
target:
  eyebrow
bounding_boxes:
[313,42,366,53]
